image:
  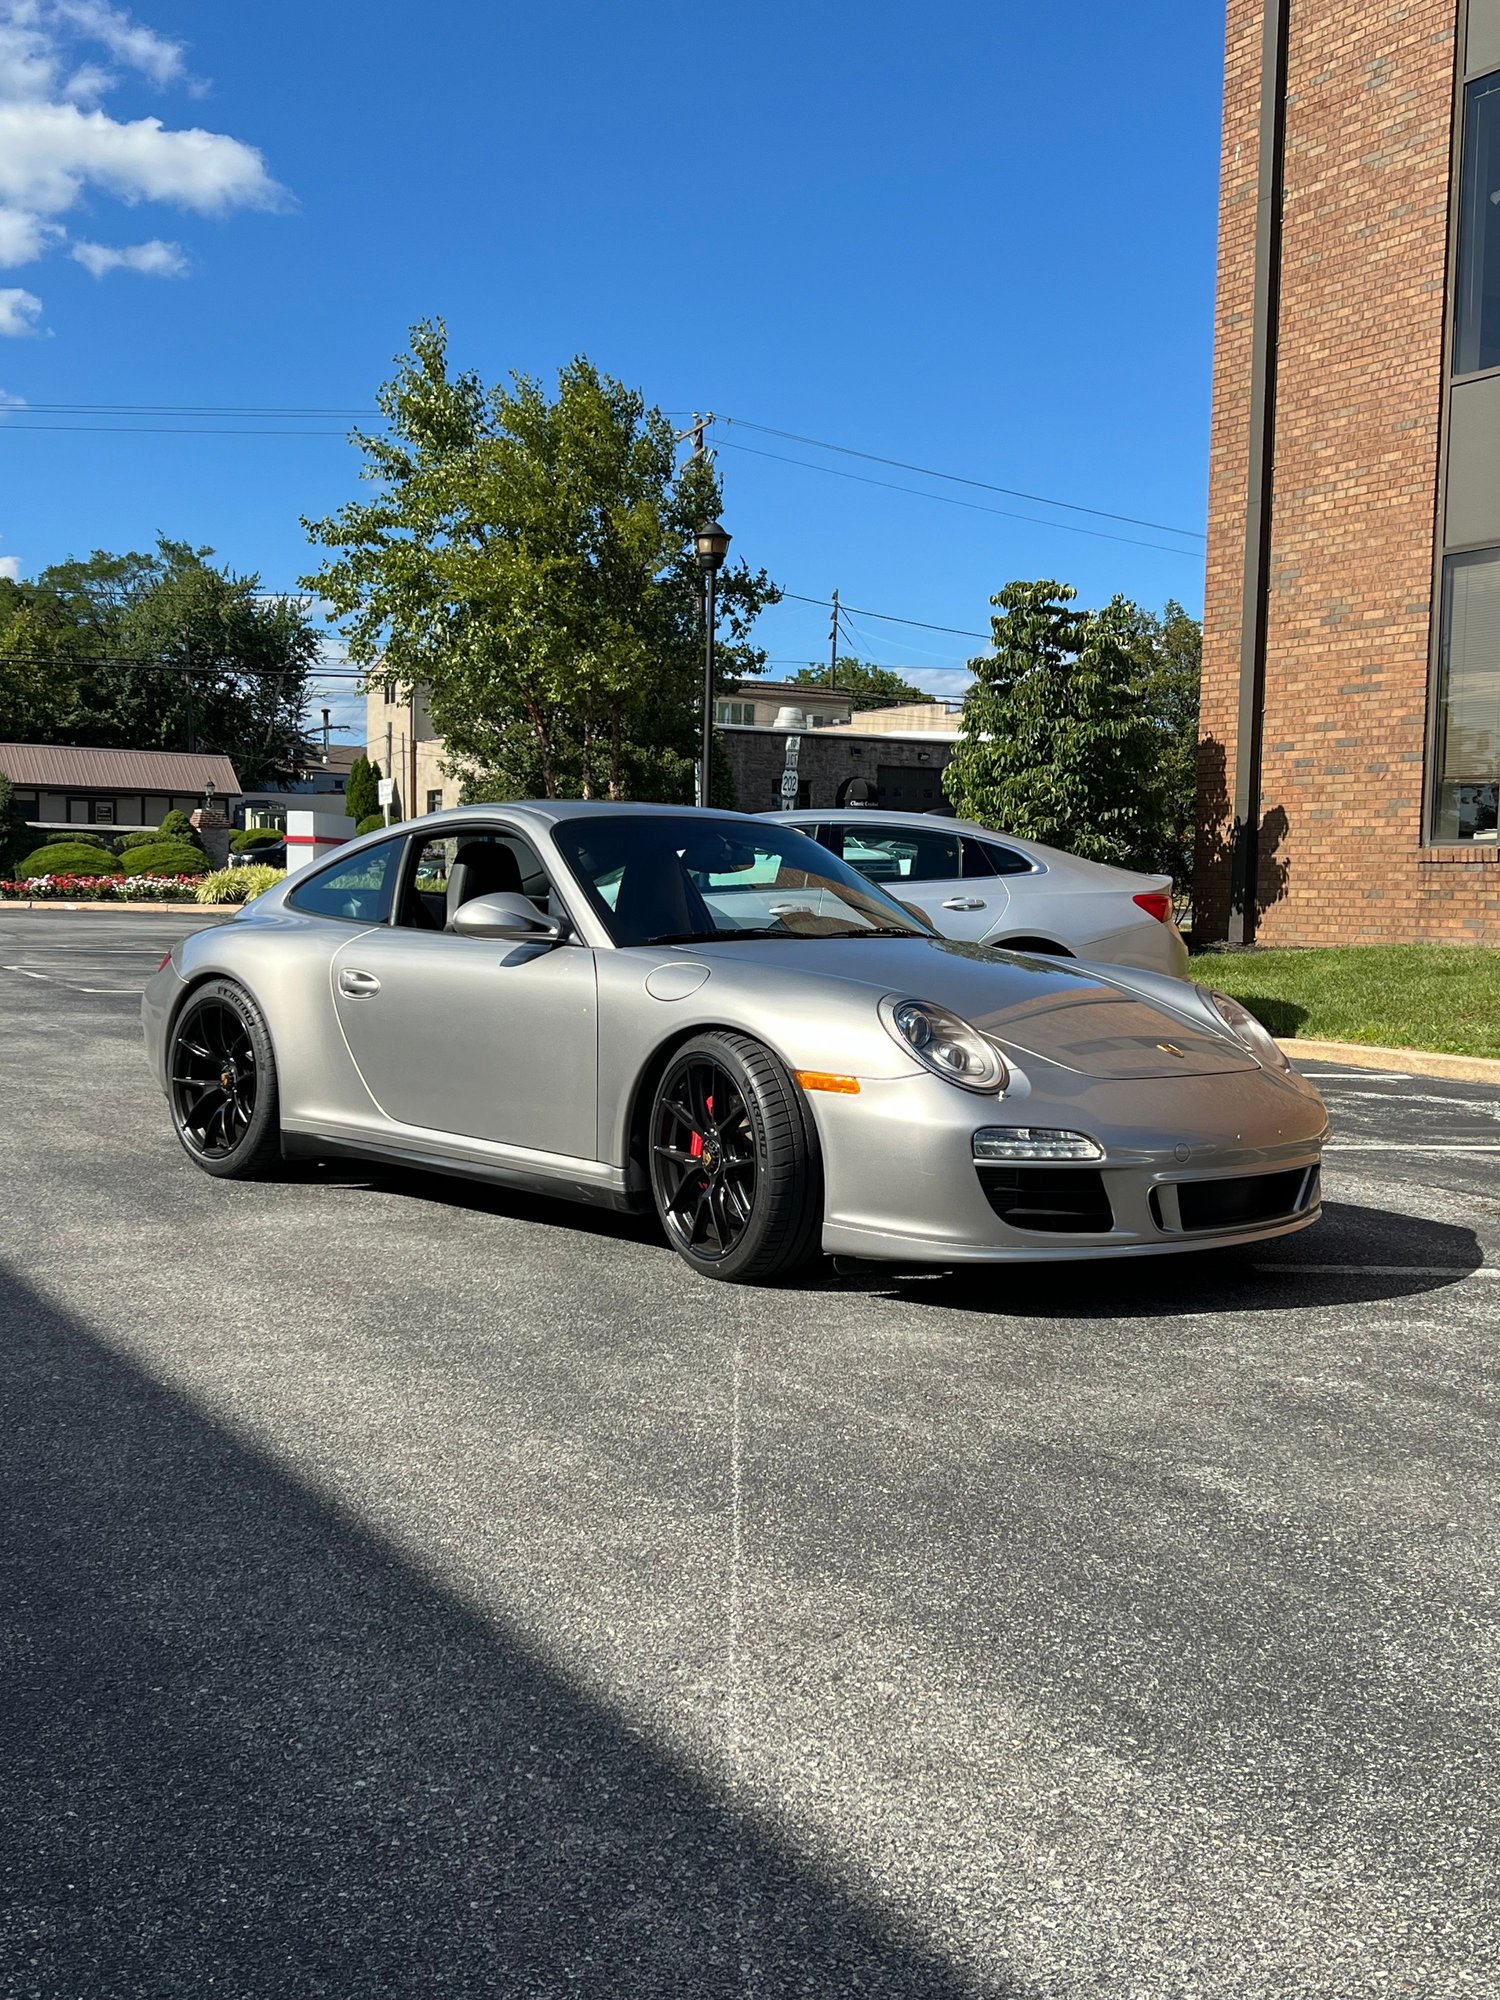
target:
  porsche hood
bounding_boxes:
[687,935,1258,1080]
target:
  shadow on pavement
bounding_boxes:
[833,1202,1486,1316]
[0,1266,1000,2000]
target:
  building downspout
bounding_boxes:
[1229,0,1291,945]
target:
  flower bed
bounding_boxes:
[0,873,208,902]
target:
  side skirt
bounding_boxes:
[280,1126,648,1215]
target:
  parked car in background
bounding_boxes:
[765,810,1188,978]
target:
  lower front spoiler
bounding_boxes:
[822,1197,1322,1265]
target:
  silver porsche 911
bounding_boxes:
[142,802,1326,1283]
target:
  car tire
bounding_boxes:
[648,1031,823,1284]
[168,977,283,1179]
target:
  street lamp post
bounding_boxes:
[694,519,731,809]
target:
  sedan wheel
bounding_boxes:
[649,1031,822,1283]
[169,978,282,1179]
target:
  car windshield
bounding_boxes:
[551,814,936,947]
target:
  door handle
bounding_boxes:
[338,968,381,998]
[941,897,986,910]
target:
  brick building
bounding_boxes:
[1200,0,1500,943]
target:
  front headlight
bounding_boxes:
[1204,989,1290,1071]
[879,996,1008,1093]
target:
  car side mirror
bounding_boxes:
[450,891,568,943]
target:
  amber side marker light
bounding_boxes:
[794,1070,861,1095]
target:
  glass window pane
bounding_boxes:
[288,835,405,922]
[837,825,961,882]
[1433,548,1500,840]
[1455,76,1500,376]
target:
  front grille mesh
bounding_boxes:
[1175,1167,1313,1232]
[976,1165,1113,1234]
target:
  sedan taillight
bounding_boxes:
[1132,890,1172,925]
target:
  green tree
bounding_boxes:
[0,543,321,788]
[303,322,778,802]
[943,580,1162,869]
[0,768,32,877]
[345,753,381,823]
[1120,598,1201,883]
[791,658,930,711]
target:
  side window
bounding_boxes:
[977,840,1034,877]
[287,835,405,924]
[834,824,961,883]
[397,828,561,931]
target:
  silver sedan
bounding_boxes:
[766,808,1189,977]
[142,803,1324,1283]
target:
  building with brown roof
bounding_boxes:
[0,743,241,837]
[1200,0,1500,944]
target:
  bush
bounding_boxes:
[355,812,388,835]
[157,809,206,851]
[120,841,210,878]
[16,841,124,879]
[195,864,285,905]
[0,770,31,877]
[232,827,285,853]
[60,830,113,850]
[345,754,381,825]
[116,828,164,851]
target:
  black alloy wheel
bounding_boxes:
[168,978,282,1178]
[648,1031,822,1283]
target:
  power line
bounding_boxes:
[778,591,989,640]
[721,416,1206,541]
[716,435,1201,561]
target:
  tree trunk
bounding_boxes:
[525,700,557,797]
[608,704,624,800]
[580,702,594,800]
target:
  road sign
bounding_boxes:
[377,778,395,806]
[780,770,799,800]
[784,733,802,767]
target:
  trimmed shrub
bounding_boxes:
[16,841,125,879]
[355,812,387,836]
[157,809,206,851]
[116,828,164,851]
[232,827,285,853]
[195,864,285,905]
[120,841,210,878]
[61,830,113,850]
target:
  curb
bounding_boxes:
[0,901,215,915]
[1278,1035,1500,1086]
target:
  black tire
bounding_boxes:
[168,977,283,1179]
[648,1031,823,1284]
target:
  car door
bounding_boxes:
[328,825,599,1160]
[819,820,1008,942]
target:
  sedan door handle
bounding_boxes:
[338,969,381,998]
[941,897,986,911]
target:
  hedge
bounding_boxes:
[121,841,211,878]
[355,812,387,835]
[116,828,164,851]
[157,809,206,850]
[16,842,125,879]
[232,827,285,853]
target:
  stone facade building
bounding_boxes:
[1200,0,1500,943]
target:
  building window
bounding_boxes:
[1433,547,1500,840]
[715,701,755,725]
[426,789,444,814]
[1455,72,1500,377]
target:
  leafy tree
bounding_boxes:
[345,753,381,824]
[0,769,32,877]
[1120,598,1201,883]
[791,658,930,711]
[0,542,321,788]
[943,581,1163,870]
[303,322,778,802]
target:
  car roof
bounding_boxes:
[392,800,772,836]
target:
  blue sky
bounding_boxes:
[0,0,1224,744]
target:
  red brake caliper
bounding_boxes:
[688,1093,715,1173]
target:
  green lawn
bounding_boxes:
[1186,945,1500,1059]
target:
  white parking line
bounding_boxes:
[1324,1141,1500,1153]
[1302,1071,1414,1082]
[1255,1264,1498,1277]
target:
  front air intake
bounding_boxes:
[976,1165,1113,1234]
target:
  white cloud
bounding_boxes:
[49,1,186,88]
[0,3,284,314]
[0,554,20,578]
[71,232,183,276]
[0,284,41,332]
[0,385,25,404]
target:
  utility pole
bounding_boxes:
[829,590,840,688]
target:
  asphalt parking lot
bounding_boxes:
[2,908,1497,1999]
